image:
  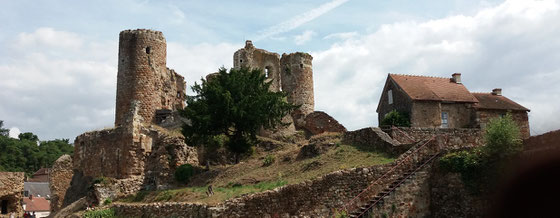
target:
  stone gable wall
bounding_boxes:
[377,78,413,125]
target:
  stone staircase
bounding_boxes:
[348,152,440,218]
[338,136,438,218]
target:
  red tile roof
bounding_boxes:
[472,93,530,111]
[23,196,50,212]
[389,74,478,103]
[32,168,50,176]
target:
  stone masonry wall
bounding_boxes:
[387,127,484,150]
[477,109,530,139]
[49,155,74,213]
[115,29,185,127]
[369,168,432,218]
[429,163,488,217]
[0,172,24,217]
[280,52,314,127]
[411,101,441,128]
[441,103,476,128]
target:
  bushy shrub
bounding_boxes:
[380,110,410,127]
[262,154,275,166]
[484,113,522,157]
[440,113,523,193]
[175,164,194,184]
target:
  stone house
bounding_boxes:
[376,73,530,138]
[27,168,50,182]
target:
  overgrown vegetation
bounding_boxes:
[262,154,275,166]
[175,164,195,184]
[0,120,73,176]
[439,114,522,193]
[181,67,297,158]
[380,110,410,127]
[83,208,116,218]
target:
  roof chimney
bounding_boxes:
[492,88,502,96]
[452,73,462,84]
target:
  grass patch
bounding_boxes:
[83,208,116,218]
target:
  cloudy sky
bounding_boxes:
[1,0,559,141]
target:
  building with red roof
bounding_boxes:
[377,73,530,138]
[22,195,50,218]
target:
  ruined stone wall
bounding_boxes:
[303,111,346,136]
[73,127,138,179]
[73,125,197,184]
[280,52,314,127]
[377,78,413,125]
[233,40,282,91]
[387,127,484,150]
[115,29,185,127]
[49,155,73,213]
[410,101,441,128]
[477,109,530,139]
[441,103,475,128]
[0,172,24,217]
[342,127,409,155]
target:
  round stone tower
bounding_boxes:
[115,29,167,127]
[280,52,314,127]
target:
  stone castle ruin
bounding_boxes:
[68,30,199,207]
[233,40,344,136]
[58,29,346,213]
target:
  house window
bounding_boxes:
[388,90,393,105]
[441,112,449,128]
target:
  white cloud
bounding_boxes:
[254,0,350,41]
[167,42,240,93]
[9,127,20,139]
[312,0,560,135]
[324,32,358,40]
[294,30,316,45]
[0,27,117,140]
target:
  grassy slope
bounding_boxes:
[120,133,394,205]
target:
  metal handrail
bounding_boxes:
[355,152,440,217]
[338,136,435,215]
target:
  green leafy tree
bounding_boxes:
[0,130,73,175]
[380,110,411,127]
[0,120,9,137]
[19,132,39,142]
[181,67,296,155]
